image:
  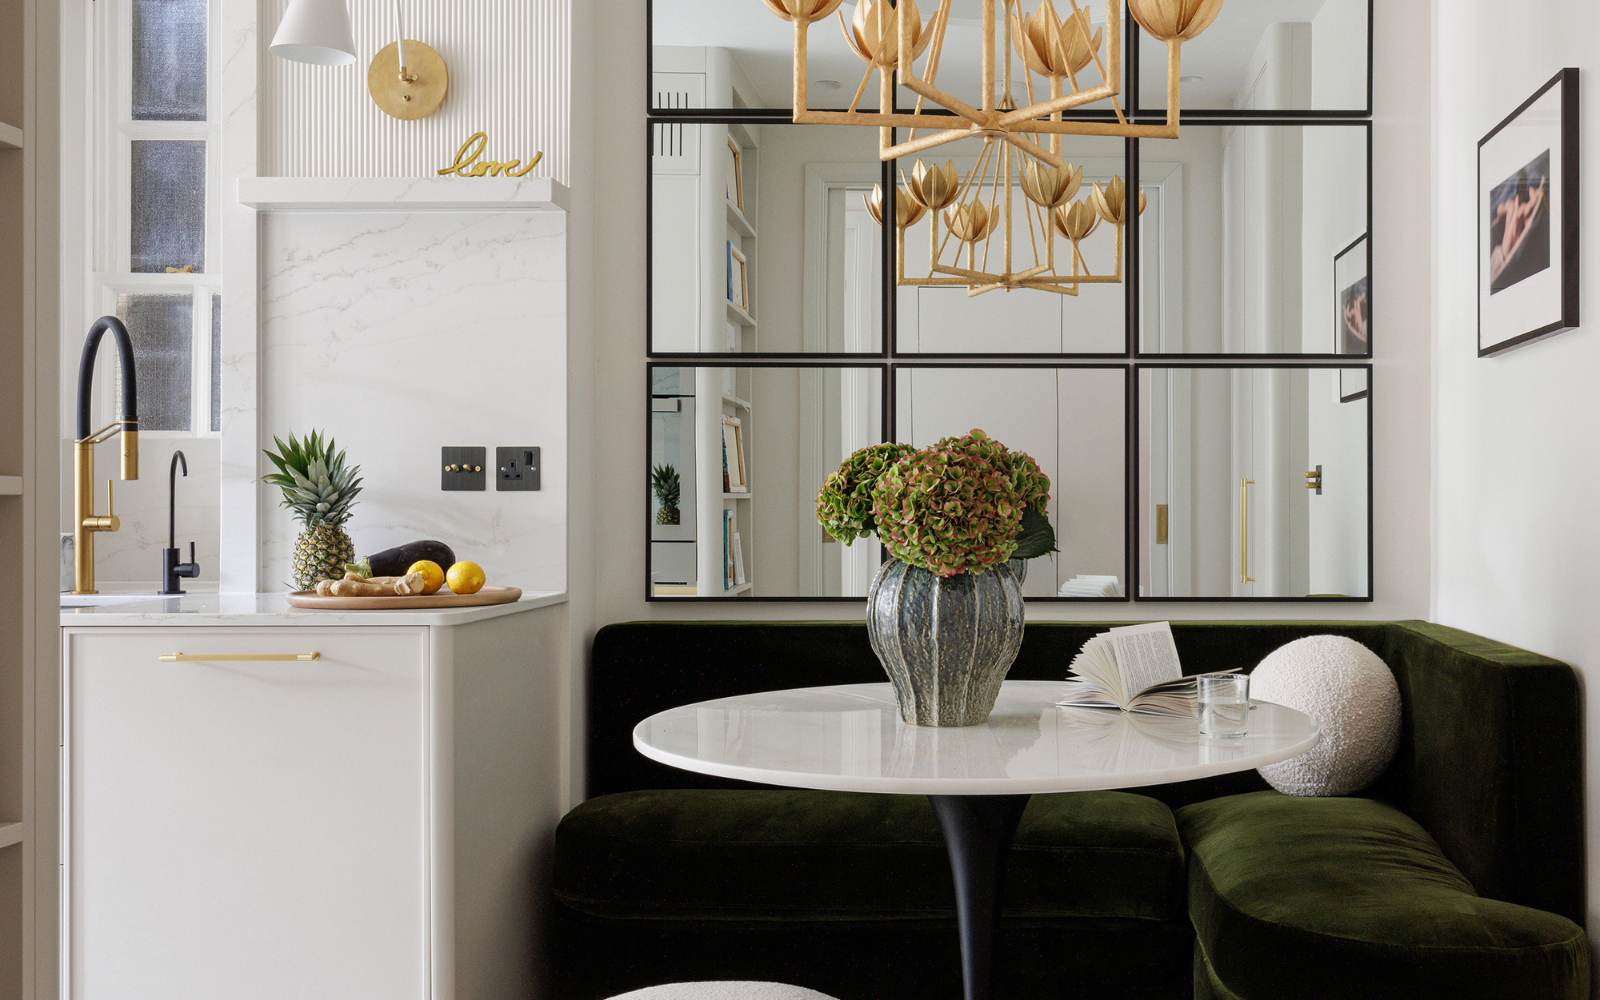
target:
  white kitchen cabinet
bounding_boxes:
[61,594,567,1000]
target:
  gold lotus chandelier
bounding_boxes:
[760,0,1224,295]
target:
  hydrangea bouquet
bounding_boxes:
[815,430,1057,577]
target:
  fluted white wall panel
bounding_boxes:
[260,0,568,182]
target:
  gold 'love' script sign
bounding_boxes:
[437,132,544,178]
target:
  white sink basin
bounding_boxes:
[60,594,165,608]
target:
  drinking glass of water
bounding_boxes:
[1198,674,1250,739]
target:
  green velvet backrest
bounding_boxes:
[588,619,1583,924]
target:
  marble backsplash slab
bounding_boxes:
[258,210,567,593]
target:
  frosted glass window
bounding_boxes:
[131,140,206,273]
[132,0,208,121]
[117,293,193,432]
[210,294,221,432]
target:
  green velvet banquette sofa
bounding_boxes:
[553,621,1588,1000]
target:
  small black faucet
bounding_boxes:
[158,450,201,595]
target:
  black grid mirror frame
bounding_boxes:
[644,7,1377,602]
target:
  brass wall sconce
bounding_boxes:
[368,1,447,119]
[368,36,448,120]
[271,0,448,120]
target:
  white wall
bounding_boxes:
[1431,0,1600,961]
[579,0,1431,629]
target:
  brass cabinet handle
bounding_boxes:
[1239,479,1255,584]
[159,651,321,662]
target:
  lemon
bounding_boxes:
[446,561,486,595]
[407,560,445,595]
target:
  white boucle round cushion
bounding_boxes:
[608,985,839,1000]
[1250,635,1401,797]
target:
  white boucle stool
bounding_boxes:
[1250,635,1401,797]
[607,985,838,1000]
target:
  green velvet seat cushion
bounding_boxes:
[556,788,1185,922]
[1178,791,1589,1000]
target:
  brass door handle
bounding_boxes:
[1239,479,1255,584]
[159,652,321,662]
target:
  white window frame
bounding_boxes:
[85,0,223,440]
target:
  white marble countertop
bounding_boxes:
[60,591,567,627]
[635,681,1320,796]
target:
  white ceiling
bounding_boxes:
[652,0,1363,111]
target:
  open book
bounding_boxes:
[1058,622,1229,717]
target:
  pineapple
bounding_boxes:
[651,464,681,526]
[263,431,364,590]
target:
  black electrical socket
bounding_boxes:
[442,447,487,491]
[496,447,541,491]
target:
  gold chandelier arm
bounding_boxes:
[880,67,895,147]
[793,19,810,116]
[1002,131,1066,170]
[932,263,996,280]
[1019,282,1082,295]
[981,0,994,112]
[882,127,971,160]
[1024,181,1042,266]
[899,74,991,128]
[1020,118,1180,137]
[848,64,874,112]
[1166,38,1181,127]
[898,0,915,82]
[796,109,987,129]
[994,82,1117,126]
[913,1,954,136]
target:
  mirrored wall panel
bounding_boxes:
[1137,0,1370,113]
[896,367,1126,599]
[650,365,885,598]
[652,1,1123,113]
[895,133,1128,355]
[1138,367,1369,599]
[1138,124,1368,355]
[652,123,884,354]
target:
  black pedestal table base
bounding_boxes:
[929,794,1032,1000]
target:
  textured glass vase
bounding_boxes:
[866,559,1026,727]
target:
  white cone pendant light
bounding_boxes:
[270,0,358,66]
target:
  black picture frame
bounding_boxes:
[1333,234,1370,401]
[1477,68,1580,357]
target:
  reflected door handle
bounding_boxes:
[1239,479,1255,584]
[159,652,321,662]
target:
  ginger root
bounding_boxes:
[317,571,429,598]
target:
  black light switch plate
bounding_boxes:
[442,447,487,491]
[496,447,540,491]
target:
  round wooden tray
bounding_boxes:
[286,585,523,610]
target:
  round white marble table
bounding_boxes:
[634,681,1319,1000]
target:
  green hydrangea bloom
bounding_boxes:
[815,442,917,544]
[934,429,1051,513]
[871,431,1026,577]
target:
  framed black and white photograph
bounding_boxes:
[1334,235,1370,400]
[1479,68,1579,357]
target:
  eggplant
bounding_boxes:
[366,540,457,577]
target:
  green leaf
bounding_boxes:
[1010,507,1058,561]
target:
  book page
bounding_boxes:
[1106,622,1182,697]
[1065,634,1125,703]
